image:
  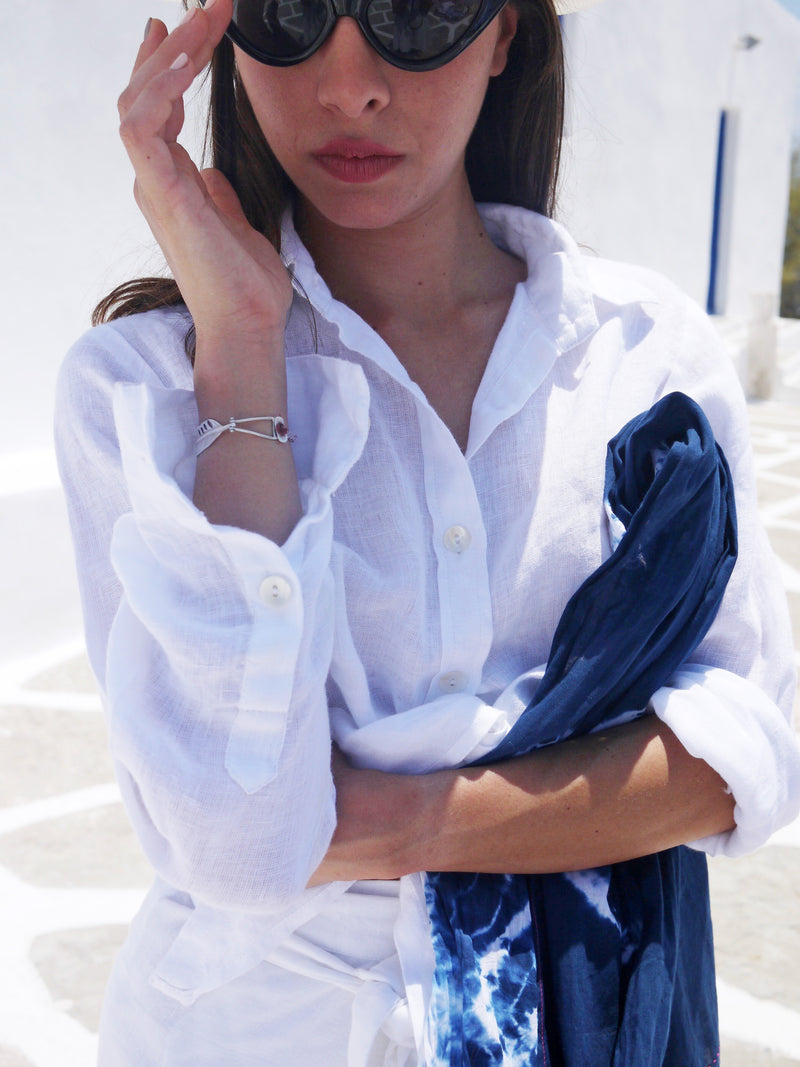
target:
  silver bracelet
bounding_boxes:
[195,416,294,455]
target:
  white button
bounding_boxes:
[259,575,292,606]
[437,670,468,693]
[443,525,471,554]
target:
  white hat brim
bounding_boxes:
[555,0,604,13]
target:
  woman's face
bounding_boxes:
[233,7,518,233]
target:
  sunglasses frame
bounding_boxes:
[211,0,511,72]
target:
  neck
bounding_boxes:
[294,175,522,333]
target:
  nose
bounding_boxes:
[315,17,391,118]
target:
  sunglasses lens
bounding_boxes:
[232,0,329,60]
[230,0,492,66]
[366,0,484,63]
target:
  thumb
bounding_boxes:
[200,167,286,276]
[200,167,252,232]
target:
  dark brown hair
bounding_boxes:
[93,0,564,334]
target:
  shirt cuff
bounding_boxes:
[110,355,371,794]
[649,663,800,856]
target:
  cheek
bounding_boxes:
[414,76,487,151]
[234,55,305,151]
[419,52,492,137]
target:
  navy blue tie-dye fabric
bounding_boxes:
[424,392,737,1067]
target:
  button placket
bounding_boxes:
[416,406,493,706]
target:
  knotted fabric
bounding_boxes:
[424,392,737,1066]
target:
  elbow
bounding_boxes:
[184,865,322,914]
[120,768,337,912]
[176,808,336,912]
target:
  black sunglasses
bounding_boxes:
[208,0,511,72]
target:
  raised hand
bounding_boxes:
[118,0,293,350]
[119,1,302,541]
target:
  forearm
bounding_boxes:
[193,334,303,543]
[419,716,735,873]
[315,716,735,883]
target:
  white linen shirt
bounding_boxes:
[56,206,800,1065]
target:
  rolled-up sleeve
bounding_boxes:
[651,665,799,856]
[648,295,800,855]
[56,321,370,910]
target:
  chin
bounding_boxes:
[303,187,426,234]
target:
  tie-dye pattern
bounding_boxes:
[423,395,734,1066]
[424,874,543,1065]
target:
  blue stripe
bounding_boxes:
[707,109,728,315]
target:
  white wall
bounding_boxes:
[1,0,199,457]
[559,0,800,319]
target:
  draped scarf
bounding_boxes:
[424,392,737,1067]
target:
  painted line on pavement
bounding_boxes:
[0,637,88,694]
[0,783,121,837]
[759,495,800,523]
[718,978,800,1061]
[0,450,61,498]
[754,445,800,473]
[757,468,800,488]
[773,556,800,594]
[0,690,103,713]
[768,811,800,849]
[0,864,145,1067]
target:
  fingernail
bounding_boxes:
[204,0,218,9]
[170,52,190,70]
[179,5,198,25]
[143,17,152,40]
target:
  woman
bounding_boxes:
[56,0,799,1063]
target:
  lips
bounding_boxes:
[312,138,403,183]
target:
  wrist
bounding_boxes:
[193,333,288,420]
[194,324,286,375]
[195,322,286,357]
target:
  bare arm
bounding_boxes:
[119,0,302,541]
[311,715,735,883]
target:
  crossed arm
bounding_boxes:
[310,713,736,884]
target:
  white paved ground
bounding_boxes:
[0,396,798,1067]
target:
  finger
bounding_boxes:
[123,0,232,108]
[119,0,232,155]
[163,92,185,145]
[132,38,187,147]
[131,143,221,271]
[201,169,269,253]
[200,169,251,230]
[133,145,210,217]
[119,58,200,197]
[132,17,168,79]
[199,169,295,298]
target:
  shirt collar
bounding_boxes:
[479,203,599,355]
[280,204,657,349]
[279,206,659,454]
